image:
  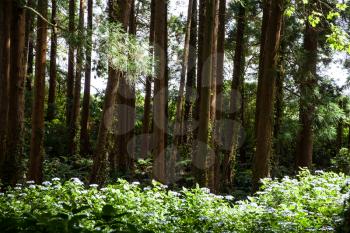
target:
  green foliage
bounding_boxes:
[332,148,350,174]
[0,171,349,232]
[97,21,153,82]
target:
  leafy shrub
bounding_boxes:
[0,170,349,232]
[332,148,350,174]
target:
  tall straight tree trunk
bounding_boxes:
[183,0,197,145]
[80,0,93,156]
[194,0,206,141]
[90,0,132,184]
[296,5,318,169]
[255,0,271,135]
[152,0,167,183]
[252,0,283,192]
[3,1,26,186]
[193,0,216,187]
[69,0,85,155]
[0,0,11,174]
[272,20,286,175]
[209,0,219,123]
[170,0,195,181]
[213,0,227,191]
[47,0,57,121]
[221,3,245,190]
[111,0,137,177]
[141,0,155,159]
[66,0,75,127]
[24,0,35,93]
[28,0,48,183]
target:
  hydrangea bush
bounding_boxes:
[0,170,349,232]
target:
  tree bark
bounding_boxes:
[152,0,167,183]
[47,0,57,121]
[28,0,48,183]
[252,0,283,192]
[183,0,197,145]
[221,3,245,190]
[255,0,271,136]
[213,0,226,192]
[25,0,35,93]
[3,1,27,186]
[0,0,11,175]
[272,21,286,176]
[69,0,85,155]
[140,0,155,159]
[193,0,216,187]
[90,0,132,184]
[170,0,195,182]
[66,0,75,127]
[295,4,318,169]
[194,0,206,142]
[80,0,93,156]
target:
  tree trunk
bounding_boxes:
[272,21,286,176]
[170,0,195,182]
[25,0,35,93]
[90,0,132,184]
[28,0,48,183]
[221,3,245,190]
[3,1,27,186]
[252,0,283,192]
[255,0,271,135]
[209,0,219,123]
[194,0,206,142]
[183,0,197,145]
[80,0,93,156]
[69,0,85,155]
[193,0,216,187]
[140,0,155,159]
[66,0,75,127]
[295,4,318,169]
[213,0,226,192]
[110,0,137,177]
[0,0,11,173]
[47,0,57,121]
[152,0,167,183]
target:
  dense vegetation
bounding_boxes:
[1,0,350,231]
[0,170,349,233]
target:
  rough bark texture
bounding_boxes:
[25,0,35,93]
[255,0,271,136]
[47,0,57,121]
[28,0,48,183]
[194,0,206,141]
[69,0,85,155]
[0,0,11,175]
[80,0,93,156]
[272,21,286,176]
[110,0,137,177]
[141,0,155,159]
[170,0,194,182]
[193,0,215,187]
[66,0,76,127]
[183,0,197,145]
[152,0,167,183]
[90,0,132,184]
[209,0,219,123]
[3,1,26,186]
[221,4,246,191]
[252,0,283,192]
[213,0,226,192]
[296,6,318,169]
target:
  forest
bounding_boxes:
[1,0,350,232]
